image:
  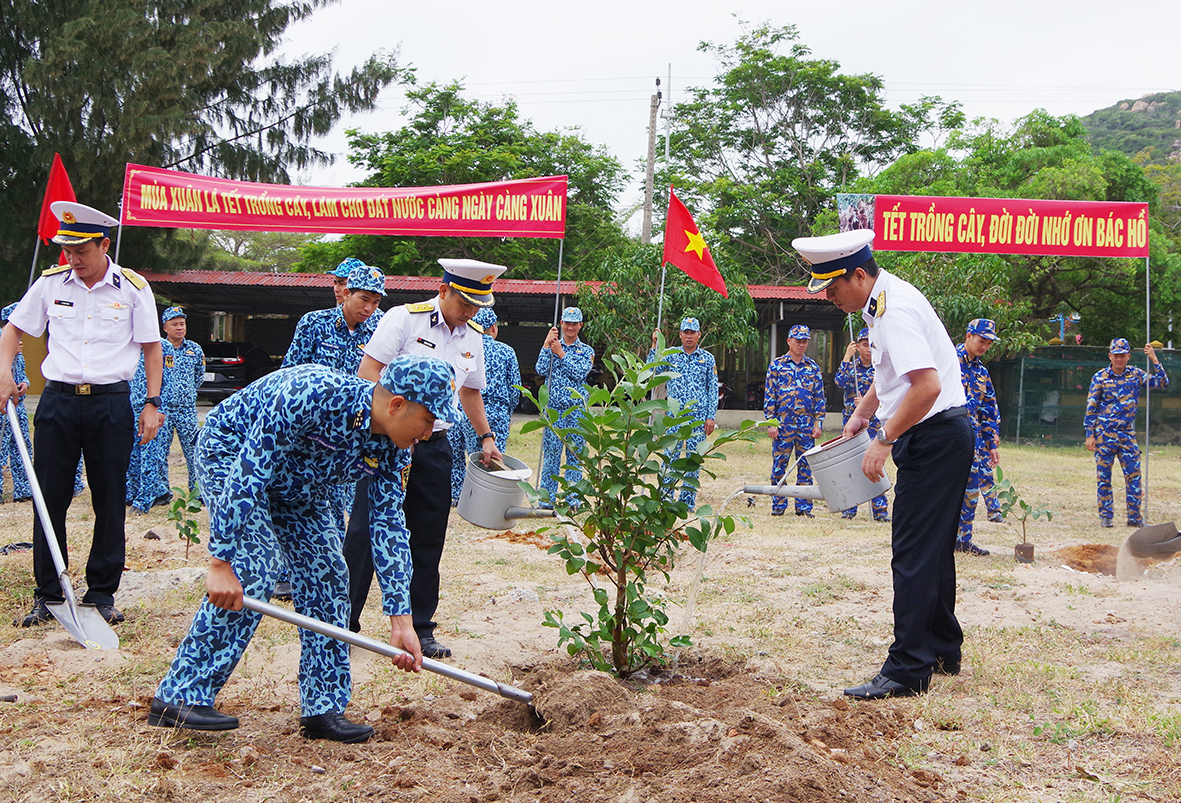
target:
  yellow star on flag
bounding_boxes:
[684,229,707,260]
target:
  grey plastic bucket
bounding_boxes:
[457,452,536,530]
[802,429,891,512]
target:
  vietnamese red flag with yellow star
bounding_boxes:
[38,153,76,244]
[662,187,727,297]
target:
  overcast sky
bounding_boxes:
[282,0,1177,219]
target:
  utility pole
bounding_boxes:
[641,77,661,244]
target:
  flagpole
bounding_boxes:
[27,240,42,291]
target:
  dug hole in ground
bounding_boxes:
[1,422,1180,802]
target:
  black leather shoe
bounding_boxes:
[1100,518,1113,528]
[770,510,785,517]
[300,713,374,743]
[795,510,815,518]
[272,581,293,601]
[1127,520,1145,528]
[419,635,452,659]
[148,697,239,730]
[15,599,52,627]
[841,511,856,520]
[934,656,961,676]
[844,673,924,700]
[151,492,173,509]
[95,604,125,624]
[874,515,891,523]
[954,541,990,556]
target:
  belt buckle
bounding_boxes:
[76,383,91,395]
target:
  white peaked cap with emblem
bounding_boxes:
[793,230,876,294]
[438,258,508,308]
[50,201,119,245]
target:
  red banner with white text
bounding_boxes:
[837,194,1149,258]
[121,164,568,239]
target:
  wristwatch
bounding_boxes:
[876,427,897,446]
[145,396,163,408]
[479,433,495,442]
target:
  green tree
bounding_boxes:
[666,22,955,285]
[208,230,324,272]
[577,243,756,359]
[299,81,629,280]
[0,0,410,300]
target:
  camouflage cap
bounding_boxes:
[680,317,701,332]
[788,324,811,340]
[966,318,998,341]
[473,307,498,329]
[378,355,462,426]
[161,306,186,323]
[329,258,365,279]
[561,307,583,323]
[346,264,386,296]
[1109,338,1131,355]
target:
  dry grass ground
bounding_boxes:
[1,419,1180,801]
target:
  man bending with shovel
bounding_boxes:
[150,356,459,742]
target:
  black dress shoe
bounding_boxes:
[272,581,293,601]
[151,492,174,509]
[15,599,52,628]
[149,697,239,730]
[770,510,785,517]
[874,515,891,523]
[795,510,815,518]
[934,656,961,676]
[419,635,452,659]
[95,604,125,624]
[300,713,374,743]
[844,673,924,700]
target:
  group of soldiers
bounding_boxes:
[761,318,1167,549]
[1,200,1170,736]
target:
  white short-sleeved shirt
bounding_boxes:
[861,269,965,424]
[363,295,486,432]
[8,257,159,385]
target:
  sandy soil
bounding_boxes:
[1,427,1180,802]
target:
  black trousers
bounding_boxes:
[31,387,134,606]
[880,411,974,689]
[343,435,451,636]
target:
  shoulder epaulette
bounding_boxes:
[42,264,72,277]
[467,319,484,334]
[120,268,147,290]
[405,302,434,313]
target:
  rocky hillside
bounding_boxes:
[1082,91,1181,164]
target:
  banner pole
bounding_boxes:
[537,240,566,484]
[1144,255,1151,519]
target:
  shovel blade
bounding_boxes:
[1125,522,1181,558]
[46,602,120,650]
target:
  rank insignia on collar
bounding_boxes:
[868,291,886,319]
[430,311,439,327]
[350,410,365,430]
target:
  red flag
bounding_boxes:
[38,153,76,245]
[662,187,727,297]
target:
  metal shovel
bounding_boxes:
[6,401,119,650]
[241,596,533,705]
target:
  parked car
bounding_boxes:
[197,342,278,402]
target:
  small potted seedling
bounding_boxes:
[992,467,1052,563]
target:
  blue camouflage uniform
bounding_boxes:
[155,308,205,495]
[449,308,520,502]
[155,358,458,717]
[537,308,595,507]
[833,329,888,520]
[126,353,172,512]
[764,325,826,515]
[956,325,1001,546]
[281,264,386,527]
[0,350,33,502]
[648,317,718,510]
[1084,339,1169,526]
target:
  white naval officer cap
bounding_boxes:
[793,230,876,294]
[438,258,507,308]
[51,201,119,246]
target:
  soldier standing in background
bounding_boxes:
[956,319,1001,555]
[449,306,520,504]
[1084,338,1168,528]
[156,307,205,495]
[834,327,889,522]
[764,325,826,518]
[536,307,595,510]
[649,317,718,512]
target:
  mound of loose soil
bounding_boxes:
[1050,544,1120,575]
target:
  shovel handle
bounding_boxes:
[6,401,77,606]
[240,597,533,706]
